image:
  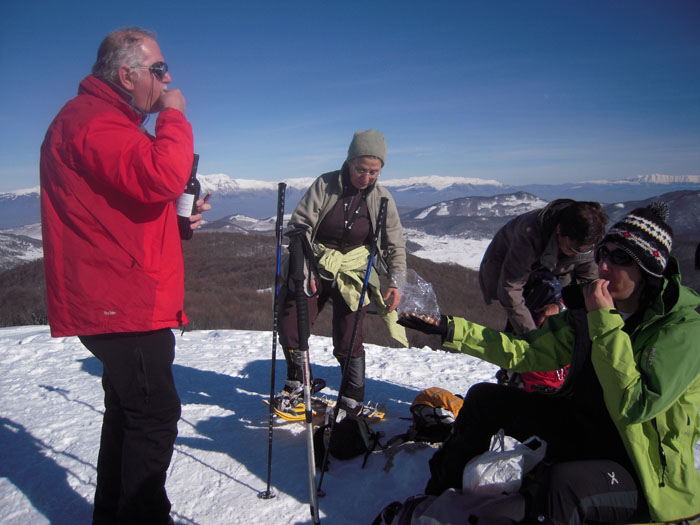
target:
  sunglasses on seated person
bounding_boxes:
[131,61,168,81]
[595,245,635,267]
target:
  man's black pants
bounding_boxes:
[80,329,181,525]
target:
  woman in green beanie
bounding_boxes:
[275,130,407,416]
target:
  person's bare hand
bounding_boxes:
[188,197,211,230]
[536,303,561,318]
[533,303,561,327]
[583,279,614,312]
[158,89,186,114]
[384,287,402,313]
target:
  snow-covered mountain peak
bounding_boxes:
[198,173,505,195]
[198,173,316,194]
[0,185,40,197]
[381,175,504,191]
[629,174,700,184]
[581,174,700,185]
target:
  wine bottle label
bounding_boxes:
[176,193,195,217]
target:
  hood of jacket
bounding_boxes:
[78,74,145,125]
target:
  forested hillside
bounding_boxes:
[0,233,508,350]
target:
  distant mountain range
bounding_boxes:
[0,187,41,229]
[194,173,700,219]
[2,174,698,272]
[2,174,698,228]
[199,187,700,244]
[0,224,43,272]
[400,189,700,240]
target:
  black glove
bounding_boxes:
[398,314,453,343]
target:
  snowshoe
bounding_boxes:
[321,397,386,425]
[263,378,327,421]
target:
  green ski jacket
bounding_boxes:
[445,259,700,521]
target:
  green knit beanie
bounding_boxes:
[346,129,387,166]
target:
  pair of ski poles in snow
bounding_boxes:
[259,182,388,525]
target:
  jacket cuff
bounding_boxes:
[586,307,624,338]
[445,317,469,346]
[442,316,455,344]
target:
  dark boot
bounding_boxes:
[282,347,304,383]
[338,354,365,404]
[282,347,325,393]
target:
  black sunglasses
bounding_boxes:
[132,61,168,81]
[596,245,635,267]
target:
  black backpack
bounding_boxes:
[314,413,385,469]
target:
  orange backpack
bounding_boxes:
[411,387,464,421]
[387,387,464,446]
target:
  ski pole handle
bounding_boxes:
[275,183,286,293]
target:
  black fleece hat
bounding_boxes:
[597,202,673,278]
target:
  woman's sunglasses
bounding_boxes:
[595,245,635,267]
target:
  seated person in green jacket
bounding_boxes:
[399,203,700,524]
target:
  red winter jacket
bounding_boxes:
[40,75,194,337]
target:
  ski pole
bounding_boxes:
[287,229,321,524]
[259,182,286,501]
[317,197,388,495]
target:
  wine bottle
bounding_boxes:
[176,154,200,240]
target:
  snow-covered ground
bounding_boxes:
[2,228,699,524]
[2,325,699,525]
[0,326,499,524]
[404,228,491,270]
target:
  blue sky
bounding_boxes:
[1,1,699,192]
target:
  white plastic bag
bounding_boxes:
[462,429,546,495]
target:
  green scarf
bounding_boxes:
[314,244,408,347]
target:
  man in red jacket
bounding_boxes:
[40,27,209,524]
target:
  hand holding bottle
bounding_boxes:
[188,194,212,231]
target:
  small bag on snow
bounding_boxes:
[462,429,547,495]
[373,430,544,524]
[384,387,464,448]
[409,387,464,443]
[314,413,385,469]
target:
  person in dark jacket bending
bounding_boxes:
[480,200,608,391]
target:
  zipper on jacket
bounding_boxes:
[651,418,667,487]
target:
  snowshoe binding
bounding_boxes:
[264,378,326,421]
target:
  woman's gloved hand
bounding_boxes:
[397,313,453,343]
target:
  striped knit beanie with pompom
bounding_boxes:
[598,202,673,277]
